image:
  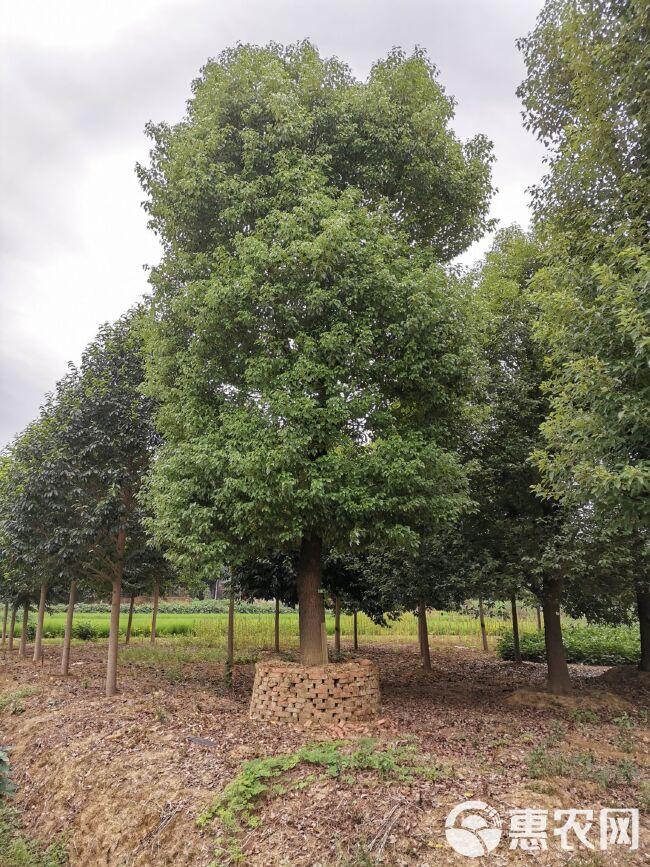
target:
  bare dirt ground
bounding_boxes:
[1,640,649,866]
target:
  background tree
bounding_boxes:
[518,0,650,668]
[466,226,582,693]
[55,311,162,694]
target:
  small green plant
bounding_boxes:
[199,739,446,863]
[613,712,635,753]
[1,747,13,799]
[570,708,599,725]
[0,688,41,713]
[638,780,650,813]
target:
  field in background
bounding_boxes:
[17,607,540,650]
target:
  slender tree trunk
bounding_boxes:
[417,603,425,658]
[536,605,542,632]
[479,596,489,652]
[225,583,235,688]
[296,534,327,666]
[106,526,125,697]
[125,593,135,645]
[334,595,341,655]
[542,581,572,694]
[418,601,431,670]
[274,596,280,654]
[61,580,77,676]
[33,580,48,664]
[19,603,29,657]
[1,602,8,648]
[150,578,160,645]
[8,606,17,652]
[636,586,650,672]
[511,593,522,664]
[353,610,358,651]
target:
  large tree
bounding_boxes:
[519,0,650,667]
[467,226,581,693]
[139,43,493,665]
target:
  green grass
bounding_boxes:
[498,623,641,666]
[17,608,538,650]
[0,804,67,866]
[0,688,41,713]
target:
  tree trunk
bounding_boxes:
[274,596,280,654]
[125,593,135,645]
[353,610,358,651]
[1,602,7,648]
[8,605,17,652]
[479,596,489,652]
[417,603,424,658]
[150,578,160,645]
[61,580,77,676]
[334,595,341,655]
[418,601,431,670]
[636,587,650,672]
[106,526,125,697]
[19,603,29,657]
[225,583,235,688]
[296,534,327,666]
[33,580,48,664]
[542,582,572,694]
[511,593,522,664]
[536,605,542,632]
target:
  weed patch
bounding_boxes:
[0,804,67,867]
[0,688,41,713]
[198,739,446,863]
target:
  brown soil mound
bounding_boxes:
[506,686,635,714]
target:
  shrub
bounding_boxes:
[497,624,640,666]
[72,623,98,641]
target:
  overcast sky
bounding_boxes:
[1,0,546,449]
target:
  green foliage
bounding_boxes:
[198,739,446,862]
[48,600,294,615]
[0,688,41,713]
[0,804,67,867]
[520,1,649,554]
[71,623,98,641]
[527,721,639,788]
[569,708,599,725]
[139,42,492,610]
[0,747,13,799]
[498,624,641,666]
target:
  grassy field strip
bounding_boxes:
[12,609,539,644]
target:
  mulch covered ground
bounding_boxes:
[1,640,649,866]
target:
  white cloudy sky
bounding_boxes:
[0,0,546,448]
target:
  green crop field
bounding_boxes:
[15,607,541,651]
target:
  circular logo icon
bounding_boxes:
[445,800,503,857]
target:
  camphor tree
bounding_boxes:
[139,42,494,665]
[0,382,82,668]
[468,226,578,693]
[55,311,162,694]
[518,0,650,667]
